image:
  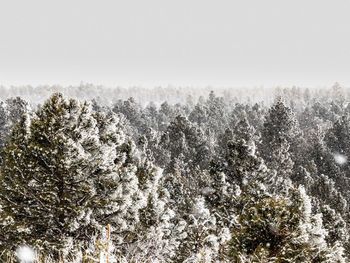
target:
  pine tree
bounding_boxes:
[175,197,219,262]
[6,97,31,126]
[229,186,346,262]
[189,103,208,128]
[268,138,294,179]
[261,98,303,168]
[206,91,228,135]
[305,127,339,178]
[325,114,350,177]
[0,100,10,150]
[209,138,346,262]
[223,139,270,187]
[216,128,234,159]
[0,94,144,258]
[207,139,272,233]
[160,115,210,172]
[158,101,175,132]
[0,97,30,153]
[233,117,257,143]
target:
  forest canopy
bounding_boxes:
[0,84,349,262]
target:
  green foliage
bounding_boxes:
[230,196,299,260]
[229,187,343,263]
[0,94,125,258]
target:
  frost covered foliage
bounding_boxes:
[0,94,165,260]
[229,187,344,262]
[1,85,350,261]
[0,94,120,256]
[0,97,31,153]
[209,138,345,262]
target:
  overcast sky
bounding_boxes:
[0,0,349,88]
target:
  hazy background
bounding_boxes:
[0,0,349,88]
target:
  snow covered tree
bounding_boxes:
[325,114,350,176]
[143,102,160,131]
[158,101,176,132]
[216,128,234,159]
[247,102,266,133]
[320,205,349,252]
[6,97,31,125]
[233,117,257,143]
[0,94,147,259]
[160,115,211,173]
[0,97,30,153]
[268,138,294,179]
[229,186,346,262]
[176,196,229,263]
[206,91,228,135]
[208,139,272,233]
[297,128,350,257]
[0,100,10,150]
[189,102,208,128]
[312,101,338,126]
[209,138,346,262]
[222,139,270,187]
[112,97,144,140]
[304,127,338,178]
[261,98,304,168]
[115,163,179,262]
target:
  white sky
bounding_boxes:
[0,0,349,88]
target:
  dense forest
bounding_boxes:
[0,84,350,262]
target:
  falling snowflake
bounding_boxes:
[15,246,36,263]
[334,153,347,165]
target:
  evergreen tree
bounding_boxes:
[229,186,346,262]
[0,97,30,152]
[189,102,208,128]
[325,114,350,177]
[176,197,219,262]
[261,98,303,168]
[0,100,10,150]
[206,91,228,135]
[160,115,210,172]
[208,139,273,233]
[0,94,145,258]
[268,138,294,179]
[233,117,258,143]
